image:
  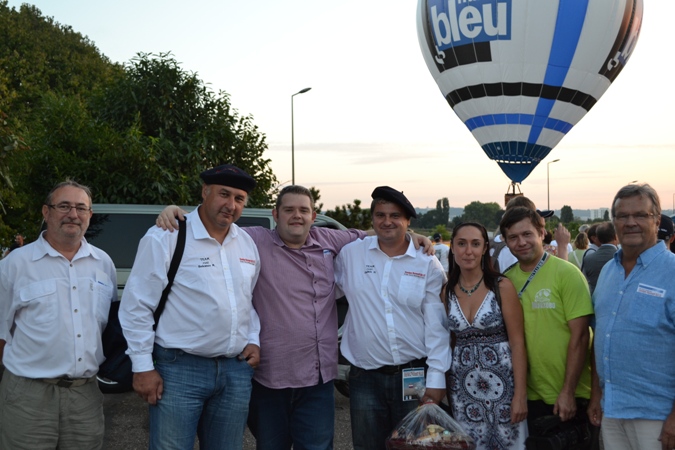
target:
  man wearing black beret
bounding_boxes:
[120,163,262,450]
[335,186,450,450]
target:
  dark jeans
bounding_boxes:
[247,378,335,450]
[527,398,601,450]
[349,365,420,450]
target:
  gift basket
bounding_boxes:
[386,403,475,450]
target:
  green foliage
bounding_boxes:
[451,201,503,231]
[0,6,279,243]
[603,210,610,221]
[324,199,371,230]
[560,205,574,223]
[432,224,451,241]
[309,186,323,214]
[411,197,449,229]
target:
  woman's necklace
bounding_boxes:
[458,276,484,297]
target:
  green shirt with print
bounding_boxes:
[506,255,593,404]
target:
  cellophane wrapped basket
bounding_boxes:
[386,403,476,450]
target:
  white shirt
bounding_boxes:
[433,242,450,272]
[550,240,574,254]
[120,208,261,372]
[0,233,117,378]
[335,236,450,389]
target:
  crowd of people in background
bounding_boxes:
[1,172,674,450]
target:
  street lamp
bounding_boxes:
[291,87,312,185]
[547,159,560,210]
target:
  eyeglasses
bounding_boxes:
[613,213,655,223]
[47,203,92,216]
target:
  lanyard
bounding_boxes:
[517,252,549,299]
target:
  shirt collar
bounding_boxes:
[614,241,666,267]
[32,231,98,262]
[367,235,417,258]
[190,207,240,243]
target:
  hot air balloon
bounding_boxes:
[417,0,643,186]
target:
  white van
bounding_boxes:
[86,204,346,294]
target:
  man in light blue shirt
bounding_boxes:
[589,183,675,450]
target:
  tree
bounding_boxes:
[560,205,574,223]
[603,210,610,221]
[309,186,323,214]
[324,199,371,230]
[411,197,449,229]
[451,201,502,231]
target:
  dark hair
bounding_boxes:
[587,223,599,240]
[275,185,314,210]
[44,179,93,206]
[499,206,545,239]
[596,221,616,245]
[611,183,661,218]
[505,196,536,211]
[447,222,501,295]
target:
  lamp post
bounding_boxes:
[291,87,312,185]
[547,159,560,210]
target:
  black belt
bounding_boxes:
[40,375,96,388]
[368,358,428,375]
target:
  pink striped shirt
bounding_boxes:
[244,226,366,389]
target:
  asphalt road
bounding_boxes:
[102,387,354,450]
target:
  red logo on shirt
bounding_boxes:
[239,258,256,266]
[403,271,425,279]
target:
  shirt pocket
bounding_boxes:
[94,271,114,323]
[19,279,58,324]
[627,291,666,328]
[398,275,425,309]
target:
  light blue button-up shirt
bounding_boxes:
[593,242,675,420]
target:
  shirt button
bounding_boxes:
[78,358,82,362]
[74,309,78,313]
[77,334,81,338]
[612,312,616,315]
[72,286,77,290]
[606,334,609,337]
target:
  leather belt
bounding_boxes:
[40,375,97,388]
[370,358,427,375]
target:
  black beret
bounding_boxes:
[200,164,256,193]
[371,186,417,218]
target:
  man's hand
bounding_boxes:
[421,387,446,405]
[659,410,675,450]
[587,395,603,427]
[553,391,577,421]
[553,223,570,260]
[156,206,188,232]
[238,343,260,369]
[133,370,164,405]
[410,233,435,256]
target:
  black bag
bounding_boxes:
[525,415,591,450]
[97,219,186,393]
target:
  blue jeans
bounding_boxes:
[349,366,418,450]
[247,379,334,450]
[149,344,254,450]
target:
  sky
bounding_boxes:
[7,0,674,213]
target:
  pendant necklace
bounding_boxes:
[459,276,483,297]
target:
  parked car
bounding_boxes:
[86,204,352,395]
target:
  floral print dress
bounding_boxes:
[448,290,527,450]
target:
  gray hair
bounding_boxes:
[44,179,93,206]
[611,183,661,218]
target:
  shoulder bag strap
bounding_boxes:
[153,219,186,330]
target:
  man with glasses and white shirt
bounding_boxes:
[588,183,675,450]
[0,180,117,449]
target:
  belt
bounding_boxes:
[370,358,428,375]
[40,375,97,388]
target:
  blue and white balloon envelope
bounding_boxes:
[417,0,643,183]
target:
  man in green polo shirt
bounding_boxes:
[499,206,593,430]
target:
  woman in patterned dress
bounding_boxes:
[446,222,528,449]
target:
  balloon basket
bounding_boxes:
[504,182,523,207]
